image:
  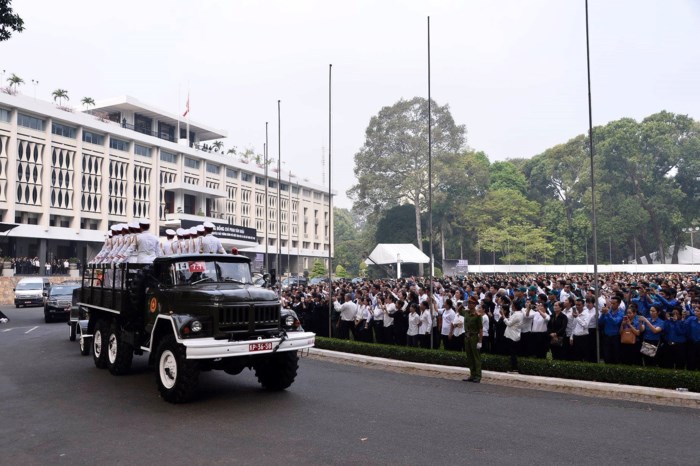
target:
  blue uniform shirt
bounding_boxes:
[599,308,625,336]
[665,319,687,344]
[687,316,700,342]
[642,317,665,342]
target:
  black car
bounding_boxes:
[44,283,81,323]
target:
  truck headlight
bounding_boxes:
[285,315,295,327]
[190,320,203,333]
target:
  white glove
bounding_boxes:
[476,343,482,350]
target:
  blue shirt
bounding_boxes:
[665,319,687,344]
[631,295,653,318]
[687,316,700,342]
[599,308,625,336]
[642,317,665,342]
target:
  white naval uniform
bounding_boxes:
[201,233,226,254]
[136,232,162,263]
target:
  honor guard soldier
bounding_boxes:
[201,221,227,254]
[121,221,141,264]
[195,224,206,253]
[189,227,198,253]
[173,228,186,254]
[91,230,112,265]
[161,229,176,256]
[136,218,161,263]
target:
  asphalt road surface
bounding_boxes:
[1,304,698,466]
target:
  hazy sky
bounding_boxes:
[3,0,699,208]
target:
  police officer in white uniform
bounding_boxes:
[161,229,176,256]
[173,228,186,254]
[201,221,227,254]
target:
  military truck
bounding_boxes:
[75,253,315,403]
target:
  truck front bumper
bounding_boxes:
[182,331,316,360]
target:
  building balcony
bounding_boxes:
[162,181,227,198]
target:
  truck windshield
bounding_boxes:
[172,261,252,286]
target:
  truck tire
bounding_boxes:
[107,322,133,375]
[254,351,299,391]
[79,325,90,356]
[69,322,77,341]
[156,335,199,403]
[92,320,109,369]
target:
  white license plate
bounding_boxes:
[249,342,273,352]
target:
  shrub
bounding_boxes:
[315,337,700,392]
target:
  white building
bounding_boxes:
[0,92,333,274]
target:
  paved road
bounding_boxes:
[1,305,698,466]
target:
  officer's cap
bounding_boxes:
[165,229,176,236]
[203,221,215,229]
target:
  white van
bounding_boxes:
[14,277,51,308]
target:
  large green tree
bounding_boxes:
[348,97,466,275]
[0,0,23,42]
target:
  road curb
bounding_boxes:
[307,348,700,409]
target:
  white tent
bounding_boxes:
[634,245,700,265]
[365,243,430,278]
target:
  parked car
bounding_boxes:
[281,276,308,289]
[351,277,365,285]
[309,277,329,286]
[44,282,81,323]
[14,277,50,308]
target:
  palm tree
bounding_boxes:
[7,73,23,92]
[52,89,69,106]
[227,147,237,156]
[81,96,95,110]
[212,140,223,152]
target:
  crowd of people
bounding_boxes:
[278,272,700,373]
[9,257,76,275]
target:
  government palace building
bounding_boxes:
[0,92,333,275]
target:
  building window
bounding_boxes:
[292,186,299,194]
[226,168,238,179]
[241,172,252,182]
[82,131,104,145]
[51,122,76,138]
[280,183,288,191]
[160,150,177,164]
[184,157,200,169]
[109,137,129,151]
[255,176,265,186]
[18,113,44,131]
[184,194,196,214]
[134,144,151,157]
[206,163,220,174]
[268,180,277,189]
[0,107,11,122]
[314,192,322,200]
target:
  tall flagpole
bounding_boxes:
[585,0,600,363]
[328,64,333,338]
[427,16,435,349]
[277,100,282,279]
[264,122,269,273]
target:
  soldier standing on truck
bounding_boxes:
[194,224,206,253]
[136,218,162,263]
[161,229,176,256]
[201,221,227,254]
[122,221,141,264]
[91,230,112,265]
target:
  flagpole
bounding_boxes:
[328,63,333,339]
[186,83,190,148]
[264,122,269,274]
[177,85,181,143]
[277,100,282,279]
[427,16,434,349]
[585,0,600,363]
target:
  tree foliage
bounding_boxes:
[0,0,24,42]
[309,260,327,278]
[348,97,466,274]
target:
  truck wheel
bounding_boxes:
[92,320,109,369]
[79,325,90,356]
[44,312,52,324]
[156,335,199,403]
[107,323,133,375]
[69,322,77,341]
[254,351,299,391]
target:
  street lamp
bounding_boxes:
[682,226,699,265]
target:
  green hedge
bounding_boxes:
[315,337,700,393]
